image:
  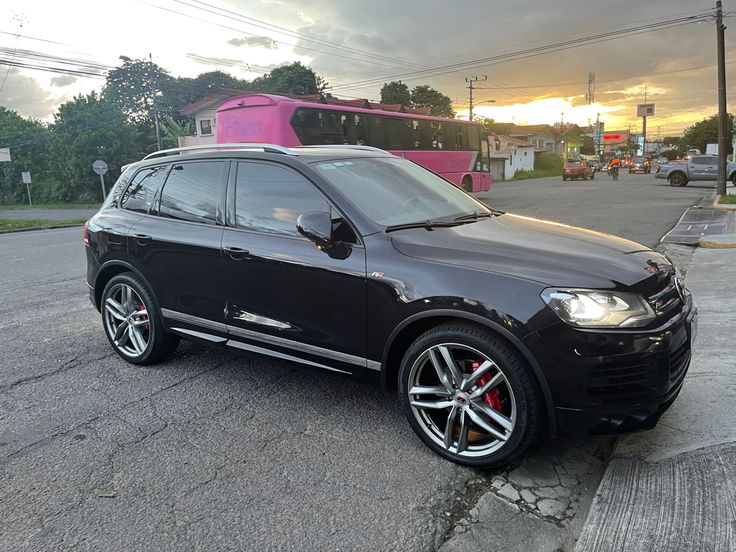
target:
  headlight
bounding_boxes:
[541,288,655,328]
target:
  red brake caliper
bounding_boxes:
[471,361,502,412]
[136,304,149,330]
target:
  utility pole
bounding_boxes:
[642,85,647,157]
[465,76,487,121]
[716,0,728,196]
[150,53,163,151]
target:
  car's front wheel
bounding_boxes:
[669,173,688,187]
[398,323,539,468]
[101,273,179,365]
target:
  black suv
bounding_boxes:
[85,144,697,468]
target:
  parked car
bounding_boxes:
[85,143,696,468]
[562,158,595,180]
[629,156,651,174]
[588,160,603,172]
[655,154,736,186]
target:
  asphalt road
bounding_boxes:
[0,172,709,552]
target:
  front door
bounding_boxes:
[221,160,368,375]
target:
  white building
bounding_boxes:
[488,133,535,180]
[177,89,247,147]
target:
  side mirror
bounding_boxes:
[297,211,333,246]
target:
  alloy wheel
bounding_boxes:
[407,343,516,458]
[103,283,151,358]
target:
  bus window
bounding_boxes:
[469,126,481,151]
[291,108,322,145]
[318,110,343,144]
[413,120,433,149]
[431,122,444,149]
[384,117,412,150]
[366,116,387,149]
[480,132,490,172]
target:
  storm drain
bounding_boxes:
[661,208,735,245]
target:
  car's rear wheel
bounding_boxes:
[101,273,179,365]
[398,323,539,468]
[669,173,688,187]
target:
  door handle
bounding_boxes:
[224,246,249,260]
[133,233,152,245]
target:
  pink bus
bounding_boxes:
[216,94,492,192]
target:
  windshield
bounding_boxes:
[312,157,490,226]
[565,160,581,166]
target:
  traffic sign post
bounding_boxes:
[92,160,109,200]
[21,171,32,206]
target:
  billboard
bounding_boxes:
[637,104,655,117]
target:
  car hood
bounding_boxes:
[390,213,673,289]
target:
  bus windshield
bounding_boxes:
[313,157,490,227]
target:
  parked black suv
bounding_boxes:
[85,144,697,468]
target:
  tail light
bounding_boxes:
[83,222,89,246]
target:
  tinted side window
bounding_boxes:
[158,161,225,224]
[235,162,329,237]
[692,156,716,165]
[120,165,168,214]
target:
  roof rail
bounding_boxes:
[142,143,297,160]
[301,144,391,155]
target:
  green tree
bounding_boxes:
[48,93,144,202]
[410,85,455,118]
[477,118,515,135]
[380,81,411,106]
[0,107,53,204]
[662,135,682,146]
[103,57,174,125]
[680,113,734,153]
[580,135,595,155]
[250,62,328,96]
[160,116,195,149]
[164,71,247,116]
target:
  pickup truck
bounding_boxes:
[655,154,736,186]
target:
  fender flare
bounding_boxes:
[380,308,557,436]
[92,258,150,310]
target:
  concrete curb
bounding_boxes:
[698,233,736,248]
[712,195,736,210]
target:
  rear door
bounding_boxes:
[221,160,368,375]
[128,160,228,334]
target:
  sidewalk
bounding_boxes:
[575,247,736,552]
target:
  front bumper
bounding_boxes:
[533,302,697,437]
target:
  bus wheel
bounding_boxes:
[461,176,473,192]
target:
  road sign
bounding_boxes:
[21,171,31,184]
[637,104,655,117]
[0,148,10,162]
[92,159,108,175]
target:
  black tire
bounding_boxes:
[562,176,567,181]
[669,173,688,187]
[398,322,540,468]
[101,272,180,365]
[461,176,473,192]
[730,174,736,186]
[591,172,595,180]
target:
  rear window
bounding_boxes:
[565,160,581,166]
[157,161,226,224]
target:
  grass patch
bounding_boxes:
[718,195,736,204]
[0,203,99,210]
[0,218,88,233]
[511,169,562,180]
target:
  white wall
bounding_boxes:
[504,146,535,178]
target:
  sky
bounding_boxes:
[1,0,734,137]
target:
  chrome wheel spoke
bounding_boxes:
[462,360,495,391]
[411,399,454,410]
[472,400,514,432]
[409,385,452,396]
[115,322,131,347]
[130,310,149,326]
[438,345,464,387]
[443,405,460,449]
[121,285,132,311]
[466,408,508,441]
[428,349,455,392]
[105,298,126,321]
[469,372,504,400]
[128,326,146,355]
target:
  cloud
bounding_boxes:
[0,68,63,120]
[227,36,276,49]
[50,75,78,87]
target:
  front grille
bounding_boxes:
[647,277,684,317]
[585,359,664,404]
[668,341,690,388]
